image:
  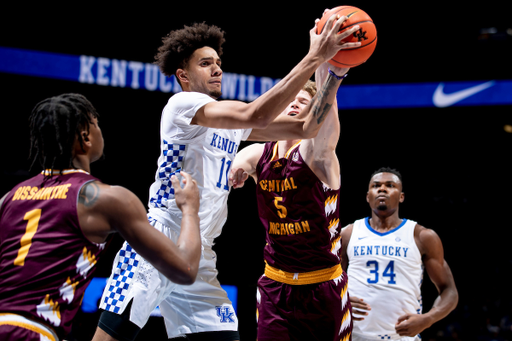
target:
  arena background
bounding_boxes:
[1,2,511,340]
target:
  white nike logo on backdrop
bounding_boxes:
[432,81,495,108]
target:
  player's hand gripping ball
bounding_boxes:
[317,6,377,67]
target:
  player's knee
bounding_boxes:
[96,302,141,341]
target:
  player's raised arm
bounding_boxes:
[246,61,349,142]
[297,62,347,189]
[78,172,201,285]
[191,15,361,130]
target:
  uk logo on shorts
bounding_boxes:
[216,306,235,323]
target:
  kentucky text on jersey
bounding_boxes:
[258,177,298,193]
[210,133,238,155]
[11,184,72,201]
[269,220,311,235]
[353,245,410,257]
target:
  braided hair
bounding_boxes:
[28,93,99,175]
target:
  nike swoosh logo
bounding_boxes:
[433,81,495,108]
[358,236,368,240]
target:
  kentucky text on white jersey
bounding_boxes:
[347,218,423,340]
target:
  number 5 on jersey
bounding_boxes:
[274,197,288,218]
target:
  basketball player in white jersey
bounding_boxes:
[341,167,458,341]
[93,14,362,341]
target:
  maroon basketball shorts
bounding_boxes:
[256,264,352,341]
[0,313,59,341]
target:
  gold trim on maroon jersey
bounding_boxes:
[264,262,343,285]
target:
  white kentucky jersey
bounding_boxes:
[347,217,424,340]
[148,91,252,244]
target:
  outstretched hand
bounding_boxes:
[309,8,362,64]
[229,168,248,189]
[171,171,200,215]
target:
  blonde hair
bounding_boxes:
[302,80,317,98]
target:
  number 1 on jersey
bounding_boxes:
[216,158,232,191]
[14,208,41,266]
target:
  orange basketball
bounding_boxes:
[316,6,377,68]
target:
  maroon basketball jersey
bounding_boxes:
[256,141,342,273]
[0,170,108,338]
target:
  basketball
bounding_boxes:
[316,6,377,68]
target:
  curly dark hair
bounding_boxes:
[154,22,226,78]
[28,93,99,175]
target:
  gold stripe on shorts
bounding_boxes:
[0,313,58,341]
[264,263,343,285]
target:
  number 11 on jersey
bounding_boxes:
[216,158,232,191]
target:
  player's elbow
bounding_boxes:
[243,104,274,129]
[167,264,199,285]
[247,113,272,130]
[281,120,320,140]
[174,273,196,285]
[449,286,459,309]
[303,127,320,139]
[300,115,326,139]
[181,267,199,285]
[180,277,195,285]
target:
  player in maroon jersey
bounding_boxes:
[230,60,352,340]
[0,93,201,341]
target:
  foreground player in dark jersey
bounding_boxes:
[230,61,351,341]
[0,93,201,341]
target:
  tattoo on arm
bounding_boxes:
[79,182,100,207]
[310,73,338,124]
